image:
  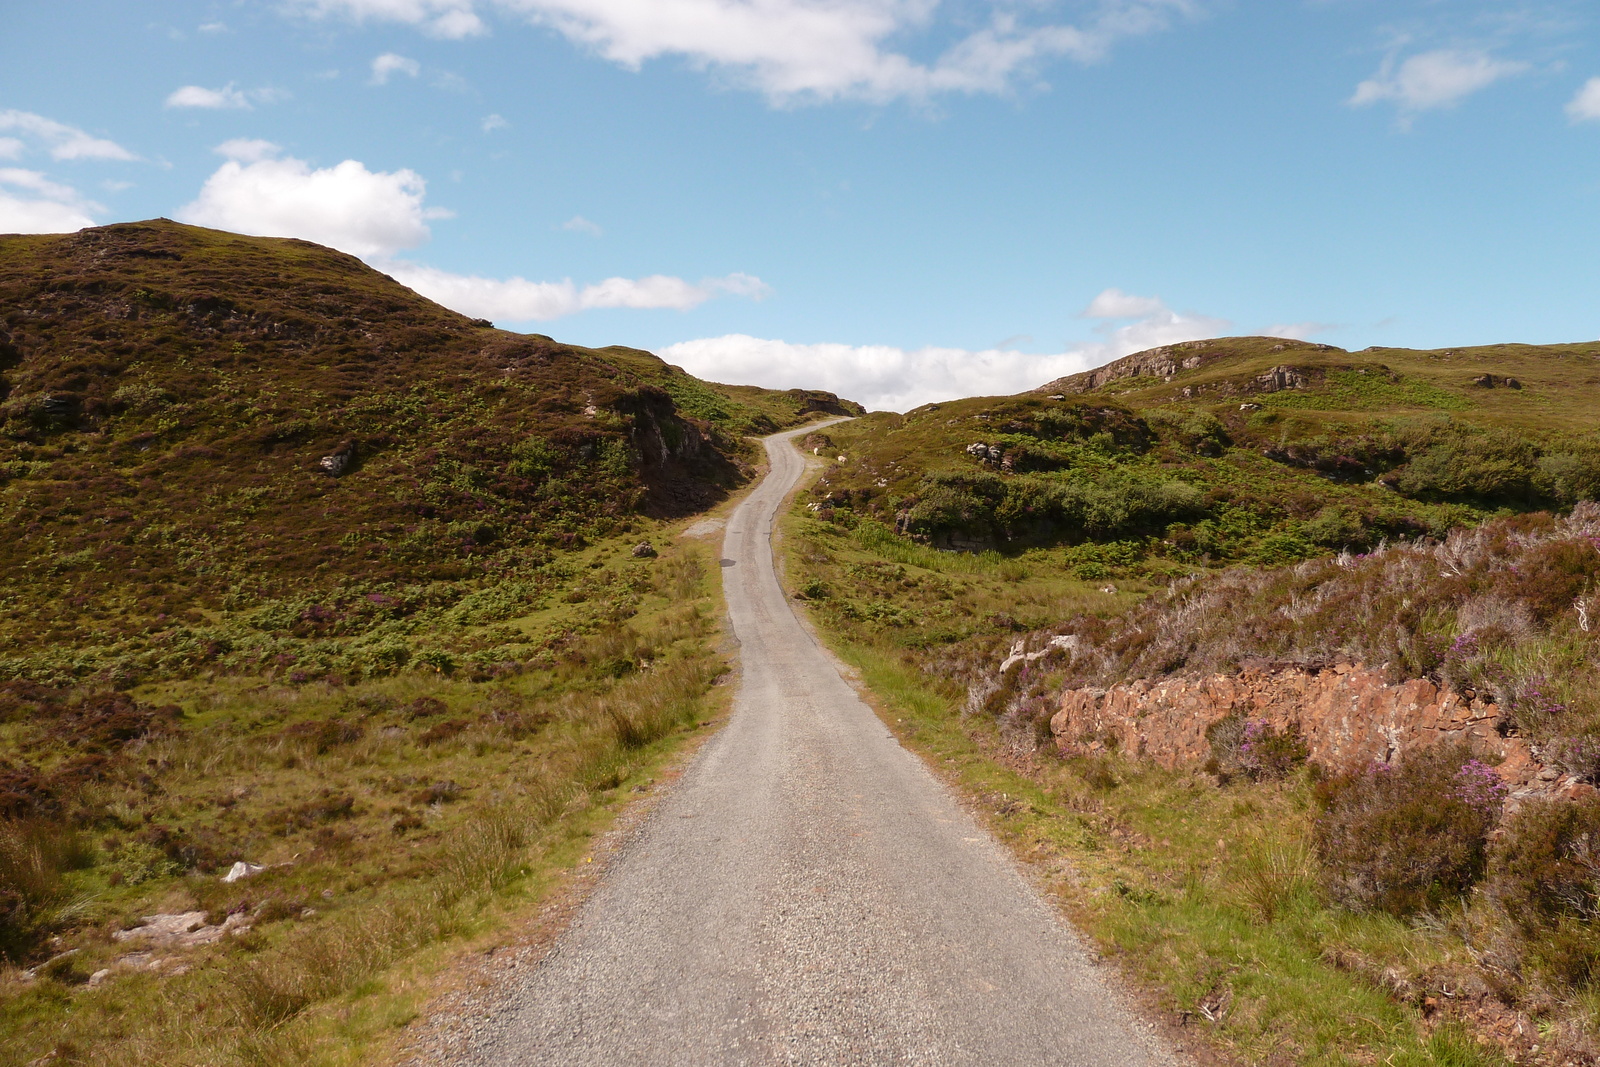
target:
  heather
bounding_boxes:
[0,221,855,687]
[1052,503,1600,750]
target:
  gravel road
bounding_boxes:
[469,425,1184,1066]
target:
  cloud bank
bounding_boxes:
[297,0,1199,103]
[0,168,103,234]
[0,111,137,234]
[662,288,1232,412]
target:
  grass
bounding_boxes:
[0,520,733,1066]
[0,219,854,1064]
[823,638,1504,1066]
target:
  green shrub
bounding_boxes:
[1394,426,1545,506]
[1313,745,1502,916]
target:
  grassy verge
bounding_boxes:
[0,521,732,1067]
[781,508,1510,1067]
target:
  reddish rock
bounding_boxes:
[1050,664,1537,781]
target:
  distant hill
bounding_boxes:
[1033,334,1600,433]
[0,220,858,681]
[808,334,1600,564]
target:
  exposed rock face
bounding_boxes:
[1050,663,1546,792]
[1032,337,1340,395]
[1036,342,1209,394]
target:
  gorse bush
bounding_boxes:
[1312,745,1503,916]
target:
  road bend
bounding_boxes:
[470,424,1182,1066]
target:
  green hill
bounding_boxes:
[810,335,1600,571]
[0,219,858,684]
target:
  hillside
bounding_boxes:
[783,335,1600,1065]
[810,335,1600,570]
[0,219,857,684]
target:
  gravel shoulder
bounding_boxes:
[456,425,1189,1066]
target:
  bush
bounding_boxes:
[1487,796,1600,986]
[1313,745,1503,916]
[1394,426,1544,507]
[1488,796,1600,931]
[1205,713,1308,782]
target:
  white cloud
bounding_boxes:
[371,52,423,84]
[383,261,770,319]
[0,138,22,161]
[1350,49,1526,115]
[1080,287,1166,319]
[0,110,136,161]
[177,144,447,258]
[296,0,486,38]
[165,83,287,109]
[661,287,1230,411]
[0,168,103,234]
[659,335,1095,411]
[481,112,509,132]
[298,0,1198,103]
[199,21,228,33]
[174,141,759,326]
[215,138,283,163]
[1566,77,1600,122]
[1081,287,1230,355]
[561,214,602,236]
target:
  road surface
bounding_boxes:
[470,424,1183,1066]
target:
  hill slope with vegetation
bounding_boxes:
[0,220,857,1065]
[811,335,1600,572]
[0,219,857,685]
[784,336,1600,1064]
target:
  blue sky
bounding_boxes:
[3,0,1599,409]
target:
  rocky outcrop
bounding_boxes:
[1032,337,1340,395]
[1049,663,1572,797]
